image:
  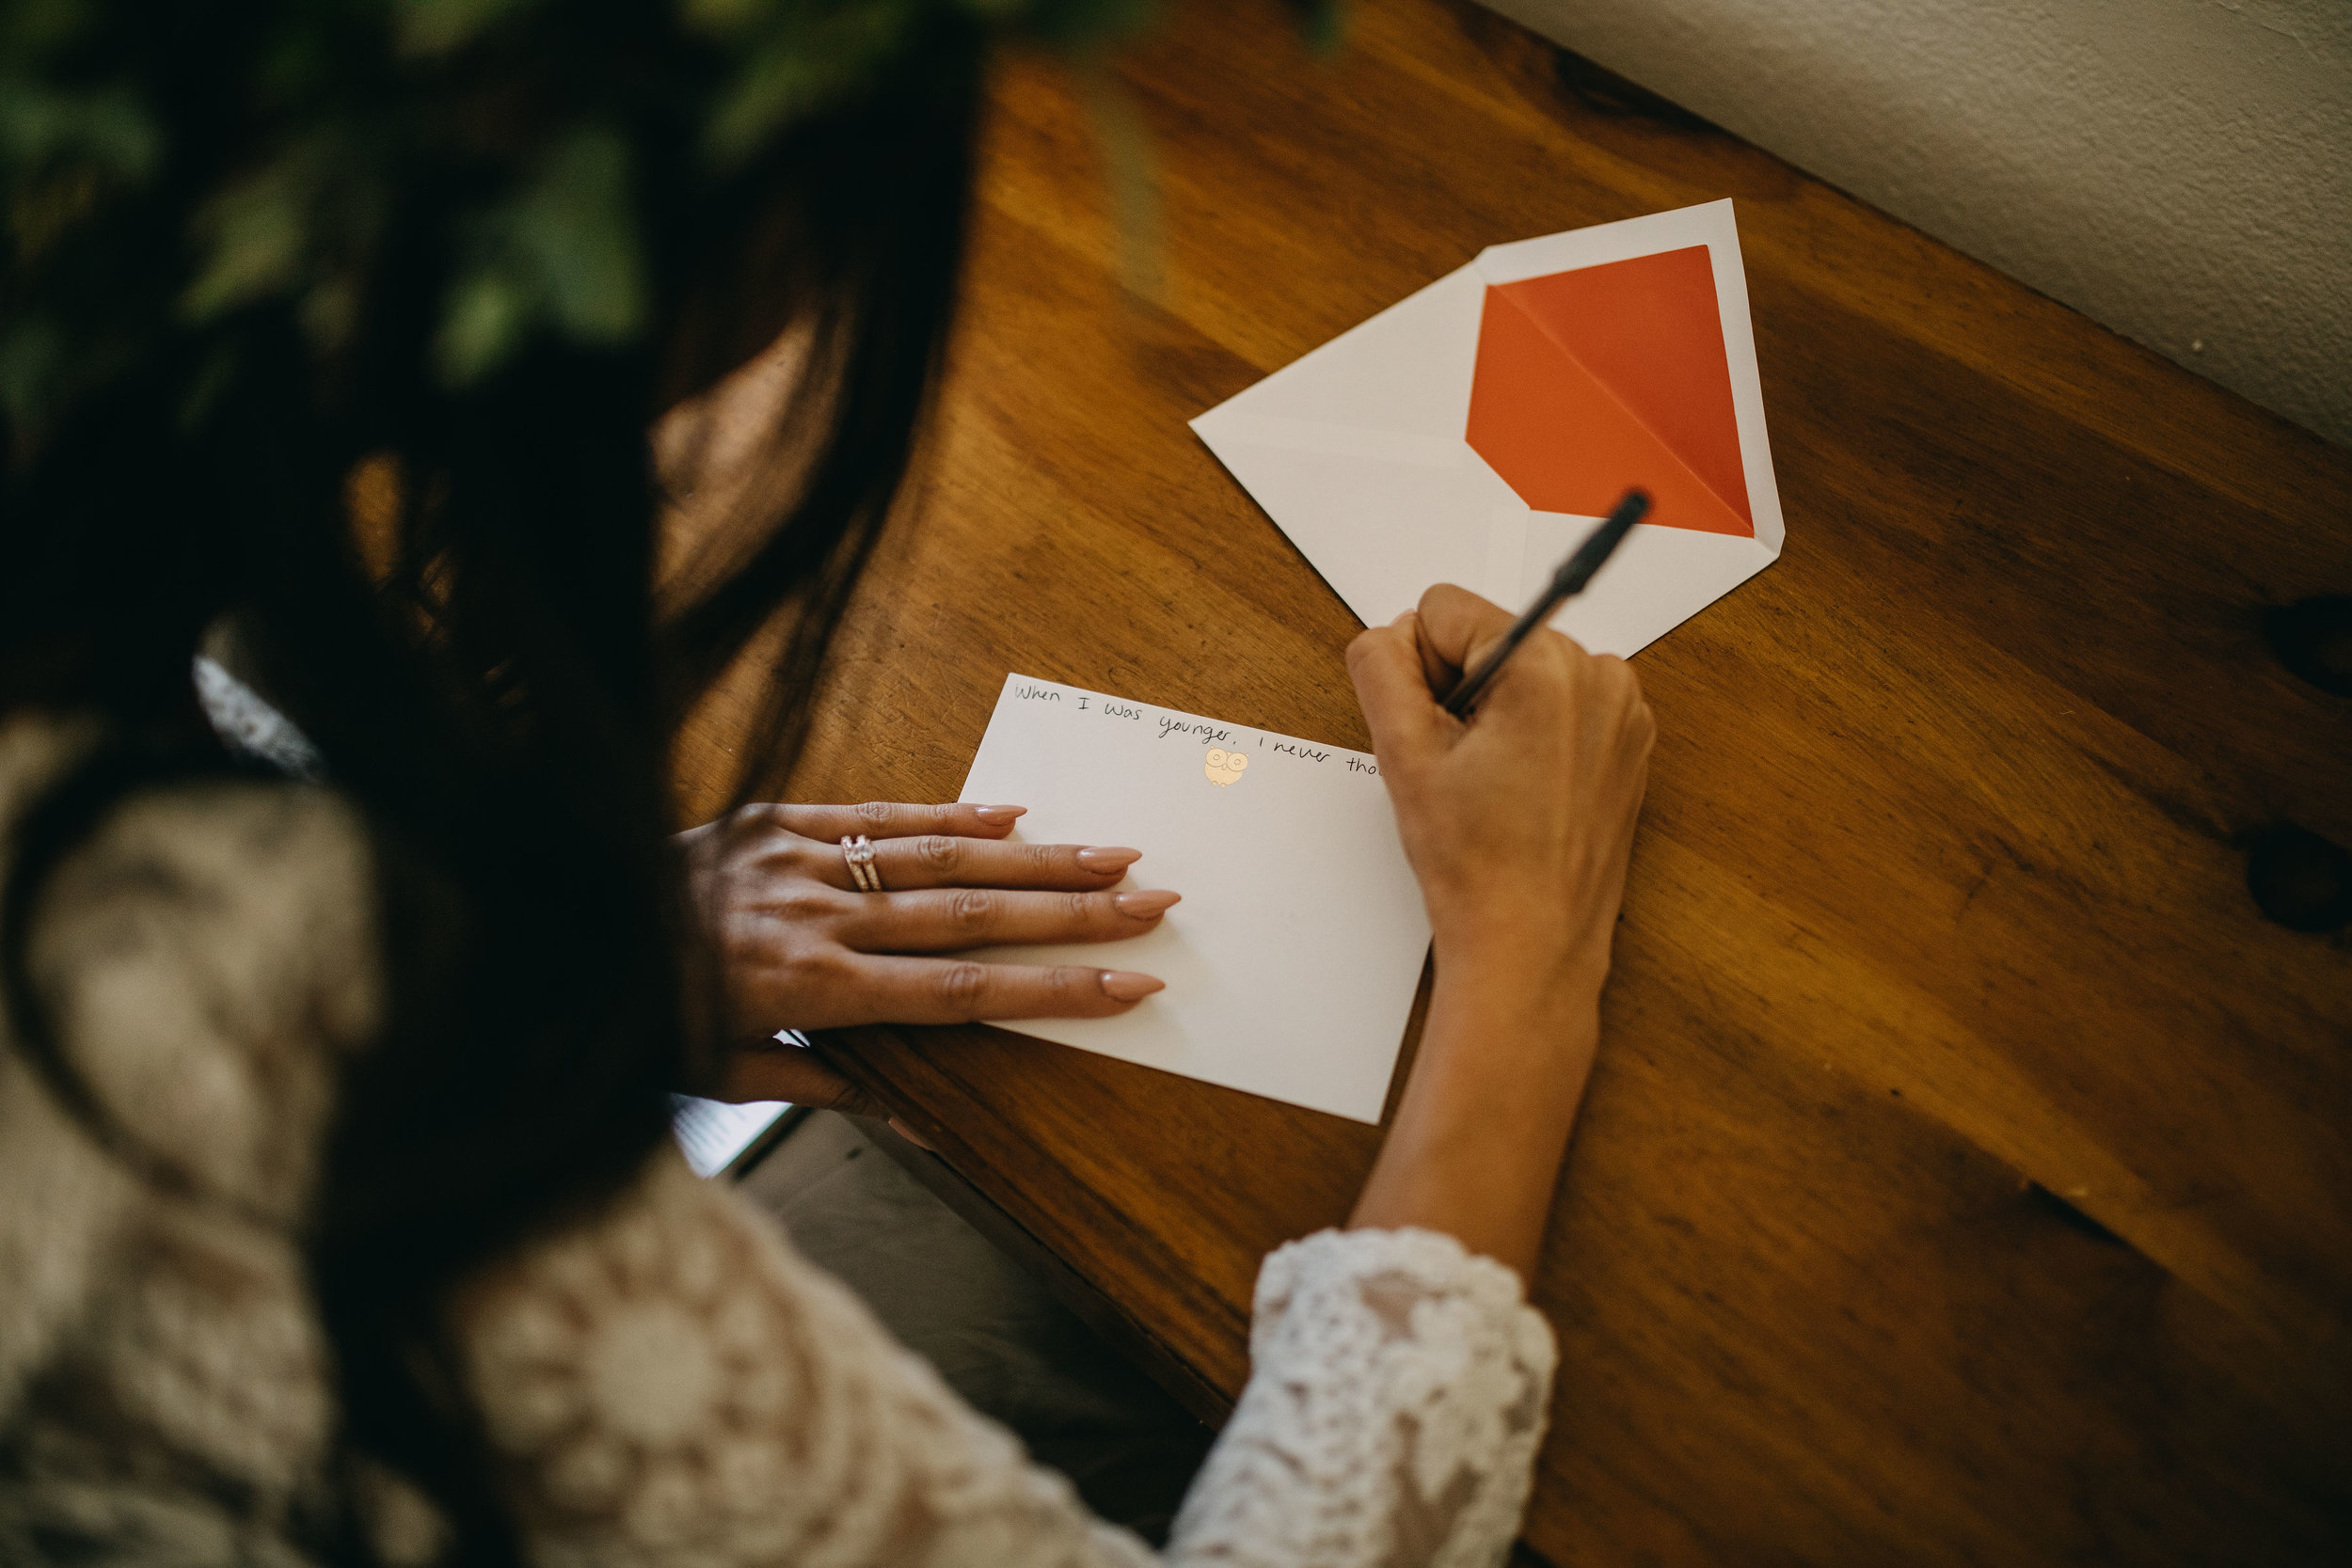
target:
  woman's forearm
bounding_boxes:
[1348,961,1602,1279]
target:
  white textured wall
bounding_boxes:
[1478,0,2352,449]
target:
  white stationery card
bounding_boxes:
[956,673,1431,1123]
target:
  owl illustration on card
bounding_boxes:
[1204,747,1249,787]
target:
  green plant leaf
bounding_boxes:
[436,268,526,385]
[183,156,313,321]
[513,129,645,343]
[399,0,546,55]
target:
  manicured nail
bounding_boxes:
[1099,970,1165,1002]
[1075,847,1142,873]
[974,804,1025,825]
[1114,890,1181,919]
[887,1116,939,1152]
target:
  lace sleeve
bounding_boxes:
[455,1153,1552,1568]
[454,1148,1157,1567]
[1167,1228,1556,1568]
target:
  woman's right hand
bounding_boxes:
[1347,583,1655,1033]
[1343,583,1654,1275]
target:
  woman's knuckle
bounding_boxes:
[855,800,892,828]
[1022,842,1057,873]
[950,888,997,928]
[1516,641,1572,694]
[803,946,858,989]
[779,887,838,922]
[939,962,989,1006]
[917,833,961,871]
[1066,891,1096,923]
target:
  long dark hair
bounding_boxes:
[1,2,983,1559]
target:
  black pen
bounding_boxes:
[1442,487,1651,718]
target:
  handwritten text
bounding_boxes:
[1158,716,1235,745]
[1012,681,1373,772]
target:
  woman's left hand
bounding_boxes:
[675,801,1175,1114]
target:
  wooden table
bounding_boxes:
[676,0,2352,1560]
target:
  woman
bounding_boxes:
[0,1,1652,1563]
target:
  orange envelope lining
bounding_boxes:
[1465,245,1754,539]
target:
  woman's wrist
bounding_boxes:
[1416,964,1602,1116]
[1429,931,1611,1037]
[1348,951,1605,1277]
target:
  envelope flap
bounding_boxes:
[1476,199,1785,553]
[1468,285,1752,538]
[1494,245,1751,527]
[1193,264,1486,443]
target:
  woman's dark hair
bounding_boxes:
[1,1,985,1559]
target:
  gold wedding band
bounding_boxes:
[840,834,883,893]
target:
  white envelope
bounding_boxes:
[1191,199,1784,656]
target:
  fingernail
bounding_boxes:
[1076,847,1142,873]
[974,804,1025,825]
[1114,890,1181,919]
[888,1116,940,1152]
[1099,970,1165,1002]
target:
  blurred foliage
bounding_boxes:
[0,0,1250,448]
[436,128,645,383]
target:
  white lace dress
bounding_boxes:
[0,711,1558,1568]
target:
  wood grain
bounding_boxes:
[675,0,2352,1560]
